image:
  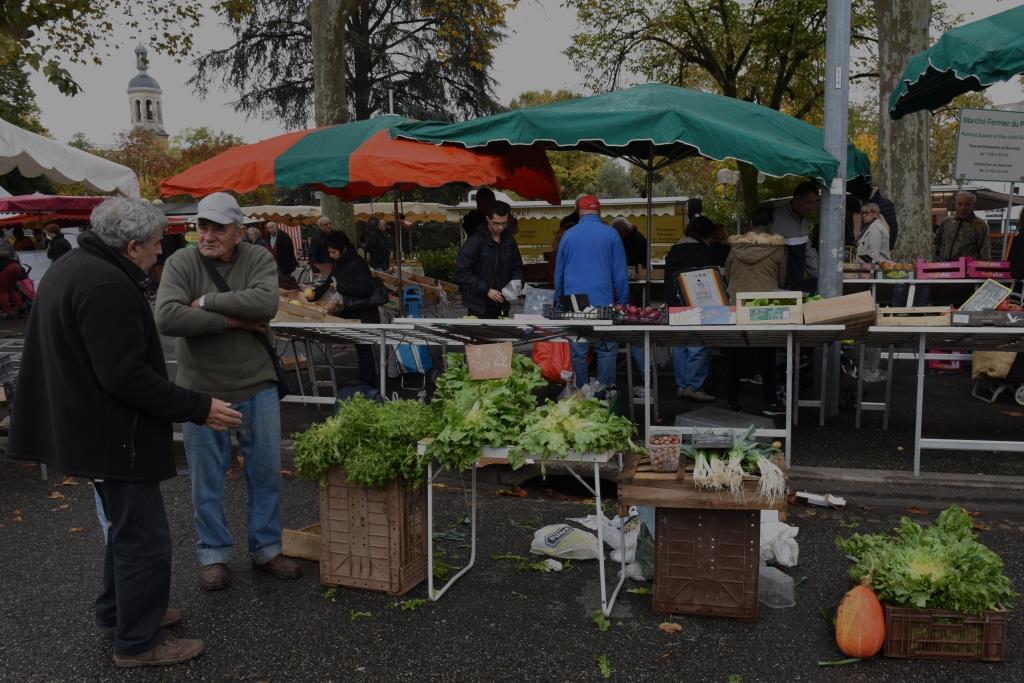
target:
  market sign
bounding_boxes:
[955,108,1024,182]
[466,342,513,380]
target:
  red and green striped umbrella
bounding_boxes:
[160,115,561,203]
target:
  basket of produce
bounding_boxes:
[836,505,1014,661]
[611,303,668,325]
[647,432,681,472]
[736,291,803,324]
[542,304,614,321]
[880,262,915,279]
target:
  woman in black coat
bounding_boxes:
[310,231,381,385]
[455,201,523,318]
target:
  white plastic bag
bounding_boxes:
[760,521,800,567]
[568,508,641,563]
[529,524,601,560]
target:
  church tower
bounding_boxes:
[127,44,167,137]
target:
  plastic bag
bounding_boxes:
[531,341,573,384]
[568,508,640,563]
[529,524,601,560]
[760,520,800,567]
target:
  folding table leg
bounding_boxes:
[855,344,865,429]
[592,462,625,618]
[913,334,926,477]
[882,344,895,430]
[784,332,793,467]
[427,461,477,600]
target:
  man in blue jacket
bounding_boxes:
[554,194,629,387]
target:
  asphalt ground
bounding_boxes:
[1,457,1022,682]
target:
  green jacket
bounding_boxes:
[155,243,280,403]
[935,215,990,261]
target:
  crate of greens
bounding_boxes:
[735,291,804,325]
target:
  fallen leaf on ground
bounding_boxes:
[12,515,22,523]
[497,487,528,498]
[906,506,931,516]
[69,527,84,533]
[896,446,904,451]
[1002,410,1023,417]
[660,652,672,659]
[658,622,682,634]
[627,586,652,596]
[60,476,79,486]
[46,491,65,500]
[972,521,991,532]
[964,509,982,517]
[50,504,69,511]
[431,483,449,489]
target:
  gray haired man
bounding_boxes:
[8,197,242,667]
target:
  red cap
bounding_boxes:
[577,194,601,211]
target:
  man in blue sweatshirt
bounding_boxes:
[554,194,629,387]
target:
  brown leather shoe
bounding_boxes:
[99,608,182,636]
[198,563,230,591]
[252,554,303,580]
[113,637,204,668]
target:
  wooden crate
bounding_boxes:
[966,258,1011,279]
[319,469,426,595]
[618,452,787,511]
[735,291,803,325]
[282,523,321,561]
[876,306,951,327]
[916,258,966,279]
[803,292,876,338]
[274,293,352,324]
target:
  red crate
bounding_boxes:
[916,257,966,279]
[966,258,1011,279]
[883,604,1009,662]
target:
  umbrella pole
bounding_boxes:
[393,189,405,317]
[644,150,654,307]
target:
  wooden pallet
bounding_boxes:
[618,452,787,511]
[876,306,951,327]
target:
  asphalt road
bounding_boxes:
[1,458,1020,682]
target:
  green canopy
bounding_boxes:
[889,5,1024,120]
[394,83,869,182]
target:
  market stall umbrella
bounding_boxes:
[0,118,140,197]
[160,115,561,312]
[242,205,322,225]
[393,83,868,299]
[888,5,1024,120]
[0,194,107,214]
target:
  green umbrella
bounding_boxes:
[393,83,868,302]
[889,5,1024,120]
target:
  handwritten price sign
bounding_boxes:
[466,343,513,380]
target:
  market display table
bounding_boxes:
[843,276,1014,307]
[604,325,847,466]
[862,326,1024,475]
[417,440,627,617]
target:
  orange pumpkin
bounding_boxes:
[835,584,885,657]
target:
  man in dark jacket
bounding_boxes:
[308,216,333,271]
[8,197,241,668]
[44,221,72,261]
[461,187,496,238]
[363,215,389,270]
[455,200,523,318]
[265,221,298,281]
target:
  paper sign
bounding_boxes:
[959,278,1012,312]
[466,343,513,380]
[675,267,728,306]
[955,108,1024,182]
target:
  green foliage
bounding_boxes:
[350,610,372,621]
[419,246,459,283]
[390,598,429,611]
[595,654,612,679]
[428,353,544,472]
[292,395,441,487]
[510,396,639,470]
[836,506,1016,613]
[592,159,635,198]
[592,611,610,632]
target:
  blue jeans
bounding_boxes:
[570,340,619,388]
[183,386,283,566]
[672,346,710,391]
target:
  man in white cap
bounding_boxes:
[156,192,301,591]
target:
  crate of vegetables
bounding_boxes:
[612,303,668,325]
[836,506,1015,662]
[647,432,681,472]
[735,291,803,325]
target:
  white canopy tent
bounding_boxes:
[0,118,140,197]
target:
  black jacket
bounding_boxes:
[455,226,524,315]
[314,248,382,323]
[8,232,210,481]
[308,230,330,263]
[271,229,298,276]
[46,234,72,261]
[363,228,389,270]
[662,238,714,305]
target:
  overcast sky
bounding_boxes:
[27,0,1024,146]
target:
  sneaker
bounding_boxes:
[632,386,647,398]
[762,402,785,417]
[741,374,763,385]
[198,563,230,591]
[252,554,303,580]
[681,388,716,403]
[100,608,182,637]
[112,637,204,668]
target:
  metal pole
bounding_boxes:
[1002,180,1020,260]
[393,190,405,317]
[644,150,655,307]
[821,0,852,416]
[913,332,926,477]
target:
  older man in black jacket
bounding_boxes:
[8,197,241,668]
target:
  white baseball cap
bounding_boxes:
[197,192,246,226]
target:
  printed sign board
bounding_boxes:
[955,108,1024,182]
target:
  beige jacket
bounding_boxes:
[723,232,787,304]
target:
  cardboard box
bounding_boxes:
[282,523,321,561]
[668,306,736,325]
[802,291,876,326]
[735,291,803,325]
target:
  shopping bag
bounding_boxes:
[531,341,573,384]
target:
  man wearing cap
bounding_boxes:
[156,192,301,591]
[554,194,629,387]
